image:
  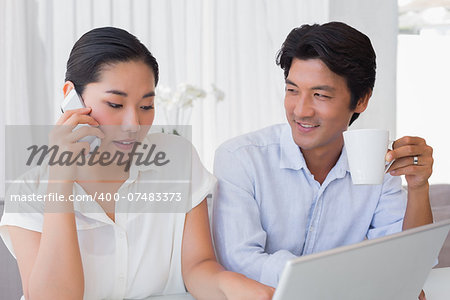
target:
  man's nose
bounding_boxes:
[293,95,314,118]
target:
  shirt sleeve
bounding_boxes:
[212,145,296,287]
[190,145,217,210]
[367,174,407,239]
[0,168,45,258]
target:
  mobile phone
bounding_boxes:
[60,89,101,154]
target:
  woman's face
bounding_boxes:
[79,60,156,153]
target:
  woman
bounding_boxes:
[0,27,274,300]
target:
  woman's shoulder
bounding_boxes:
[142,132,193,149]
[6,164,49,196]
[138,132,199,168]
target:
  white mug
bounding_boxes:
[343,129,389,185]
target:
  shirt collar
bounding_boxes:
[279,124,307,170]
[279,124,350,179]
[133,135,162,173]
[71,135,162,219]
[333,145,350,179]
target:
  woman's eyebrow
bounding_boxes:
[143,91,155,98]
[105,90,155,98]
[105,90,127,96]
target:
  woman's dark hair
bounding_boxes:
[65,27,159,95]
[276,22,376,126]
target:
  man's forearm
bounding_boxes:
[402,183,433,230]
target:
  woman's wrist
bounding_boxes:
[217,270,247,297]
[217,271,236,296]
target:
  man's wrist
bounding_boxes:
[407,181,429,194]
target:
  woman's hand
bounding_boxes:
[49,107,104,181]
[219,271,275,300]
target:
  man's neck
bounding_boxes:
[301,140,344,185]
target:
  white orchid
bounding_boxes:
[174,83,206,108]
[210,83,225,102]
[155,83,225,132]
[155,85,176,110]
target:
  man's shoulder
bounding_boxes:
[217,123,287,154]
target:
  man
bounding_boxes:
[212,22,433,297]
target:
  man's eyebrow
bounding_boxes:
[285,79,298,87]
[285,80,335,92]
[311,85,335,92]
[105,90,156,98]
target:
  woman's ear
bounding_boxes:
[354,90,372,113]
[63,81,75,98]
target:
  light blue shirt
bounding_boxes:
[212,123,407,287]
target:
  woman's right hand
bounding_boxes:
[48,107,104,181]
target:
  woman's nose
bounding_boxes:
[121,109,140,133]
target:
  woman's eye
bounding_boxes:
[107,102,123,108]
[140,105,154,111]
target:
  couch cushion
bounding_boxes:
[0,201,23,299]
[430,184,450,268]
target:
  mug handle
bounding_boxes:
[384,140,395,173]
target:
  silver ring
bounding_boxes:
[413,156,419,165]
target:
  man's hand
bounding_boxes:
[419,289,426,300]
[385,136,433,190]
[386,136,433,229]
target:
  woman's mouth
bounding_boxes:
[113,139,136,151]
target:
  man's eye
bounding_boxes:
[107,102,123,108]
[314,93,330,99]
[141,105,154,111]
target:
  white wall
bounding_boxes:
[329,0,398,138]
[202,0,399,169]
[0,0,400,197]
[397,34,450,184]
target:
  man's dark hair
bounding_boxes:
[65,27,159,96]
[276,22,376,126]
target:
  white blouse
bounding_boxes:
[0,133,216,300]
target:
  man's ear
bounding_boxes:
[63,81,75,98]
[354,90,372,113]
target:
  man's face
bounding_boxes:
[284,58,367,155]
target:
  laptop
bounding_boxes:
[273,219,450,300]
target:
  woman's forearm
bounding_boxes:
[184,259,274,300]
[28,181,84,300]
[183,258,228,300]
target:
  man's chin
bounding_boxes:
[291,133,317,151]
[294,141,316,151]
